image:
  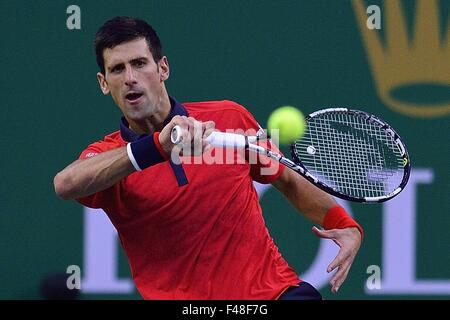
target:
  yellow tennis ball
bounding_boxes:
[267,106,306,145]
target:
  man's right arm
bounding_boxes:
[54,116,216,200]
[54,146,134,200]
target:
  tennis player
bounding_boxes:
[54,16,363,300]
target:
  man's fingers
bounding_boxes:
[173,118,216,156]
[327,248,351,273]
[186,117,196,142]
[202,120,216,131]
[330,261,351,293]
[202,141,212,154]
[203,127,216,140]
[191,119,203,155]
[163,117,216,157]
[312,226,336,239]
[313,227,362,294]
[327,258,339,273]
[202,121,216,147]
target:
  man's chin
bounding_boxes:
[125,109,152,122]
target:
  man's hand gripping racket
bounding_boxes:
[171,108,411,203]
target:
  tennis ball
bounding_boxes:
[267,106,306,145]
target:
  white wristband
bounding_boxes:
[126,143,142,171]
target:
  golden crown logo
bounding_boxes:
[352,0,450,118]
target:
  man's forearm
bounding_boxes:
[272,168,337,226]
[54,147,135,200]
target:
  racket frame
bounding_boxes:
[288,108,411,203]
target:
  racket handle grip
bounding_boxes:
[207,131,247,148]
[171,125,249,148]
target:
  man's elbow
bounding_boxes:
[54,171,77,200]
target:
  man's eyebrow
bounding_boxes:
[107,57,149,71]
[130,57,149,63]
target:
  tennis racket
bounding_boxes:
[171,108,411,203]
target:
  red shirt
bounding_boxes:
[77,98,300,299]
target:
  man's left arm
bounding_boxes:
[272,168,363,293]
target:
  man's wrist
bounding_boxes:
[323,205,364,240]
[153,132,169,160]
[127,133,168,171]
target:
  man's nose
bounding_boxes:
[124,66,137,86]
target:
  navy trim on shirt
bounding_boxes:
[120,96,188,143]
[120,96,189,186]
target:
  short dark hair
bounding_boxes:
[94,16,163,74]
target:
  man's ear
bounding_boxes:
[158,56,170,81]
[96,72,110,95]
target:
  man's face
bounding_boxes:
[97,38,169,121]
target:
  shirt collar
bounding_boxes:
[120,96,188,142]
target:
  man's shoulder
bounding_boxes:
[183,99,251,115]
[82,130,124,153]
[103,130,123,142]
[182,99,260,130]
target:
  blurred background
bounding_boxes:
[0,0,448,300]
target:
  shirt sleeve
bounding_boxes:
[233,103,285,184]
[75,141,120,210]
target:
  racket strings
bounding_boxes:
[294,112,404,199]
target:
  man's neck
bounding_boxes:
[126,94,171,135]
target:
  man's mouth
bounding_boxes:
[125,92,144,103]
